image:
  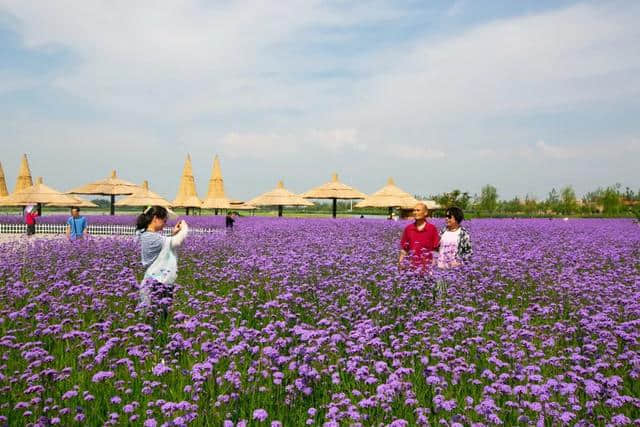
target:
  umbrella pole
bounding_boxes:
[278,205,283,217]
[215,208,219,215]
[332,198,337,218]
[37,203,42,217]
[110,195,115,215]
[388,206,393,217]
[185,207,190,216]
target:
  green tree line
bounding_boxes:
[423,184,639,217]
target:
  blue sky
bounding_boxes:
[0,0,638,201]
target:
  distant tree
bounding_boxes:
[623,187,635,202]
[582,188,604,213]
[559,186,577,215]
[478,185,498,213]
[523,194,539,215]
[583,188,603,203]
[546,188,560,213]
[602,186,622,215]
[91,198,111,209]
[457,191,472,211]
[500,197,521,213]
[431,189,471,211]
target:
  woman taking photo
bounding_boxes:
[136,206,188,318]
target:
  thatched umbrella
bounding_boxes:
[67,170,140,215]
[202,155,231,213]
[14,154,33,193]
[302,172,367,218]
[114,180,172,209]
[46,195,98,208]
[229,200,257,211]
[1,177,93,214]
[248,180,313,217]
[355,177,419,216]
[0,161,8,200]
[172,154,202,215]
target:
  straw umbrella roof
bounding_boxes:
[229,200,257,210]
[14,154,33,193]
[46,195,98,208]
[114,180,172,208]
[248,181,314,207]
[202,155,231,209]
[301,173,367,200]
[202,198,232,209]
[1,177,89,206]
[0,161,8,198]
[355,177,419,209]
[67,170,139,196]
[173,154,202,208]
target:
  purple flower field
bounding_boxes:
[0,218,639,426]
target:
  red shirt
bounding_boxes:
[400,221,440,268]
[25,212,38,225]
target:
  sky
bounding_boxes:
[1,0,639,201]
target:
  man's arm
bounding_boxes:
[398,249,408,268]
[65,224,71,238]
[398,228,409,268]
[432,225,441,250]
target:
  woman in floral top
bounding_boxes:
[437,206,472,268]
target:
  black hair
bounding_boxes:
[136,206,168,231]
[71,206,80,212]
[446,206,464,223]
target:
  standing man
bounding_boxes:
[66,207,88,240]
[399,202,440,271]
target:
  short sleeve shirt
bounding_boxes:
[140,232,165,268]
[67,216,87,239]
[437,228,461,269]
[400,222,440,268]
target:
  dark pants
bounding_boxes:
[140,278,174,319]
[26,224,36,236]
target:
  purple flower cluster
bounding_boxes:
[0,217,638,425]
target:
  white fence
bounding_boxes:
[0,223,222,236]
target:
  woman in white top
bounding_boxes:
[437,206,472,269]
[136,206,188,318]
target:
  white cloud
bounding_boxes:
[623,138,640,153]
[0,1,407,120]
[0,72,39,94]
[221,132,297,159]
[4,1,639,126]
[220,128,365,158]
[392,144,445,160]
[535,140,577,159]
[445,1,465,17]
[1,1,639,198]
[348,2,640,128]
[307,128,366,153]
